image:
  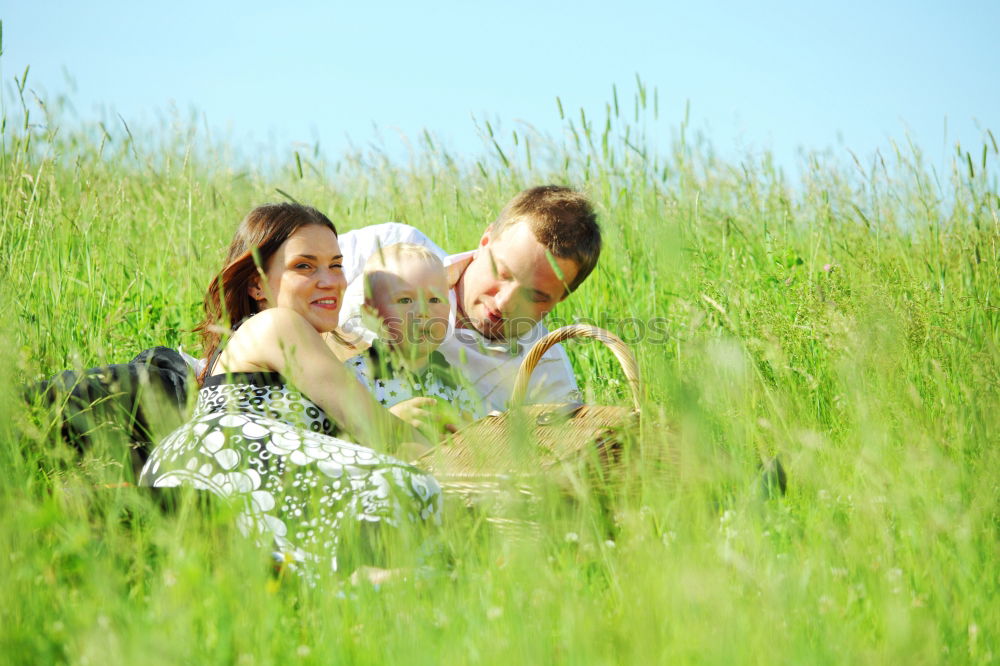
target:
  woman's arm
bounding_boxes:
[217,308,426,455]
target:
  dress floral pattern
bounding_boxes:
[139,371,441,573]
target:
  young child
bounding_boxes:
[345,243,482,428]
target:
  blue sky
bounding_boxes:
[3,1,998,175]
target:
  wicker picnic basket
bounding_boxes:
[419,325,644,503]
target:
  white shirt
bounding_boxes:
[337,222,580,412]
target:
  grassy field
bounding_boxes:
[2,66,998,664]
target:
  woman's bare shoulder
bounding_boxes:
[216,308,316,373]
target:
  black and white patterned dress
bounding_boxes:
[139,371,442,573]
[345,344,483,417]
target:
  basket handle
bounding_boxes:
[510,325,642,411]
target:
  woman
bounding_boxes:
[139,203,441,575]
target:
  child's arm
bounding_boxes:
[388,397,437,428]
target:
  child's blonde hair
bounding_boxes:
[363,242,445,303]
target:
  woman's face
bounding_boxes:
[252,224,347,333]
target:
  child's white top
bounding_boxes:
[344,345,482,417]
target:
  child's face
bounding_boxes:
[367,257,450,361]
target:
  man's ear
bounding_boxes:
[478,226,493,248]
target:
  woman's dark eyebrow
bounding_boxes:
[294,254,344,261]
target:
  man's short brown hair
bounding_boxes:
[490,185,601,294]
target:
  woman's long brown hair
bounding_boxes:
[195,203,337,383]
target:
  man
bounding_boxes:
[337,185,601,412]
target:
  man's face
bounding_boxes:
[456,220,580,341]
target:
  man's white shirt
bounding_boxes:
[337,222,580,413]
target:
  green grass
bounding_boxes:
[2,67,998,664]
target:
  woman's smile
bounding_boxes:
[311,297,339,310]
